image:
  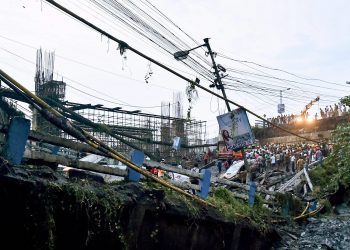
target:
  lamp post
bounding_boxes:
[173,44,206,61]
[174,38,230,111]
[278,88,291,114]
[174,39,250,183]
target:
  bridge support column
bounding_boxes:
[127,150,144,182]
[4,117,30,165]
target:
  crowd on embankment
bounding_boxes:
[267,103,348,125]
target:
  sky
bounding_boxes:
[1,0,350,138]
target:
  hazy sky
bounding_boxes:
[1,0,350,138]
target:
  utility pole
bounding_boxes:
[204,38,250,182]
[203,38,231,112]
[280,90,283,105]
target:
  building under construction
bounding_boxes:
[33,48,66,137]
[28,49,207,159]
[61,100,207,159]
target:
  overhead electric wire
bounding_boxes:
[224,76,342,101]
[124,0,211,67]
[0,68,213,206]
[6,4,338,116]
[83,0,214,82]
[225,82,338,104]
[43,0,323,144]
[72,0,211,81]
[0,34,200,94]
[142,0,206,51]
[221,58,345,102]
[1,47,181,109]
[120,0,212,68]
[225,67,347,93]
[217,52,347,87]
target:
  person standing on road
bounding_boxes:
[203,151,209,165]
[217,160,223,173]
[290,154,296,173]
[315,147,323,162]
[270,154,276,169]
[296,156,305,172]
[189,163,200,195]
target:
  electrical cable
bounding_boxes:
[1,47,180,109]
[217,53,347,87]
[225,67,347,93]
[43,1,324,143]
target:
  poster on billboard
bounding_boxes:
[216,108,255,152]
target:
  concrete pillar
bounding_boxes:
[198,169,211,199]
[4,117,30,165]
[127,150,144,182]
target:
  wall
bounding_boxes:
[261,130,333,145]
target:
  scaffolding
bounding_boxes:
[62,101,207,159]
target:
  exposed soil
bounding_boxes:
[0,157,278,250]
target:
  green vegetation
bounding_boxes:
[310,122,350,198]
[44,180,127,249]
[309,97,350,199]
[143,180,273,231]
[142,180,201,217]
[208,187,272,233]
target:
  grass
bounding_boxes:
[207,187,272,233]
[309,123,350,199]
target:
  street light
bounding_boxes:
[173,44,206,61]
[278,88,291,114]
[174,38,249,172]
[174,38,230,111]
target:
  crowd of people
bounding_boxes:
[319,103,347,119]
[149,140,332,185]
[268,114,296,125]
[227,143,330,175]
[267,103,348,125]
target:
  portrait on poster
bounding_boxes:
[217,108,254,151]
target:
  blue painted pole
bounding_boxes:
[127,150,144,182]
[4,117,30,165]
[248,181,257,208]
[198,169,211,199]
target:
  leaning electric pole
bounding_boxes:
[204,38,250,182]
[203,38,231,112]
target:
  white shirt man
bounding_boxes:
[270,154,276,168]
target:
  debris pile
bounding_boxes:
[297,215,350,250]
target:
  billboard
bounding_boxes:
[278,103,285,114]
[217,108,254,152]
